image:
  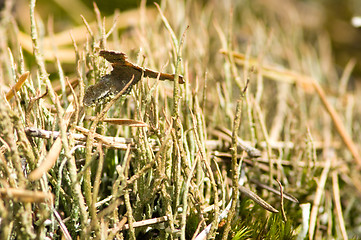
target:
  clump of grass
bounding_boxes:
[0,0,360,239]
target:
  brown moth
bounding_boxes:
[84,50,184,106]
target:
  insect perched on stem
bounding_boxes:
[84,50,184,107]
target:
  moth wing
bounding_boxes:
[99,50,128,65]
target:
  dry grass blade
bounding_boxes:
[308,156,332,239]
[311,81,361,168]
[250,178,299,203]
[85,116,148,127]
[121,216,169,230]
[220,49,314,90]
[25,126,134,149]
[5,71,29,101]
[76,126,134,144]
[53,209,72,240]
[239,186,279,213]
[276,179,287,222]
[0,188,53,203]
[108,216,128,238]
[332,171,348,240]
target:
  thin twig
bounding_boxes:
[250,178,299,203]
[276,179,287,222]
[332,170,348,240]
[239,186,279,213]
[308,155,332,239]
[25,127,134,149]
[53,208,72,240]
[312,80,361,169]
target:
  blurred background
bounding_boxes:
[6,0,361,82]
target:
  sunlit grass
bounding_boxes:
[0,0,360,239]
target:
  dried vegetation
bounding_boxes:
[0,0,360,239]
